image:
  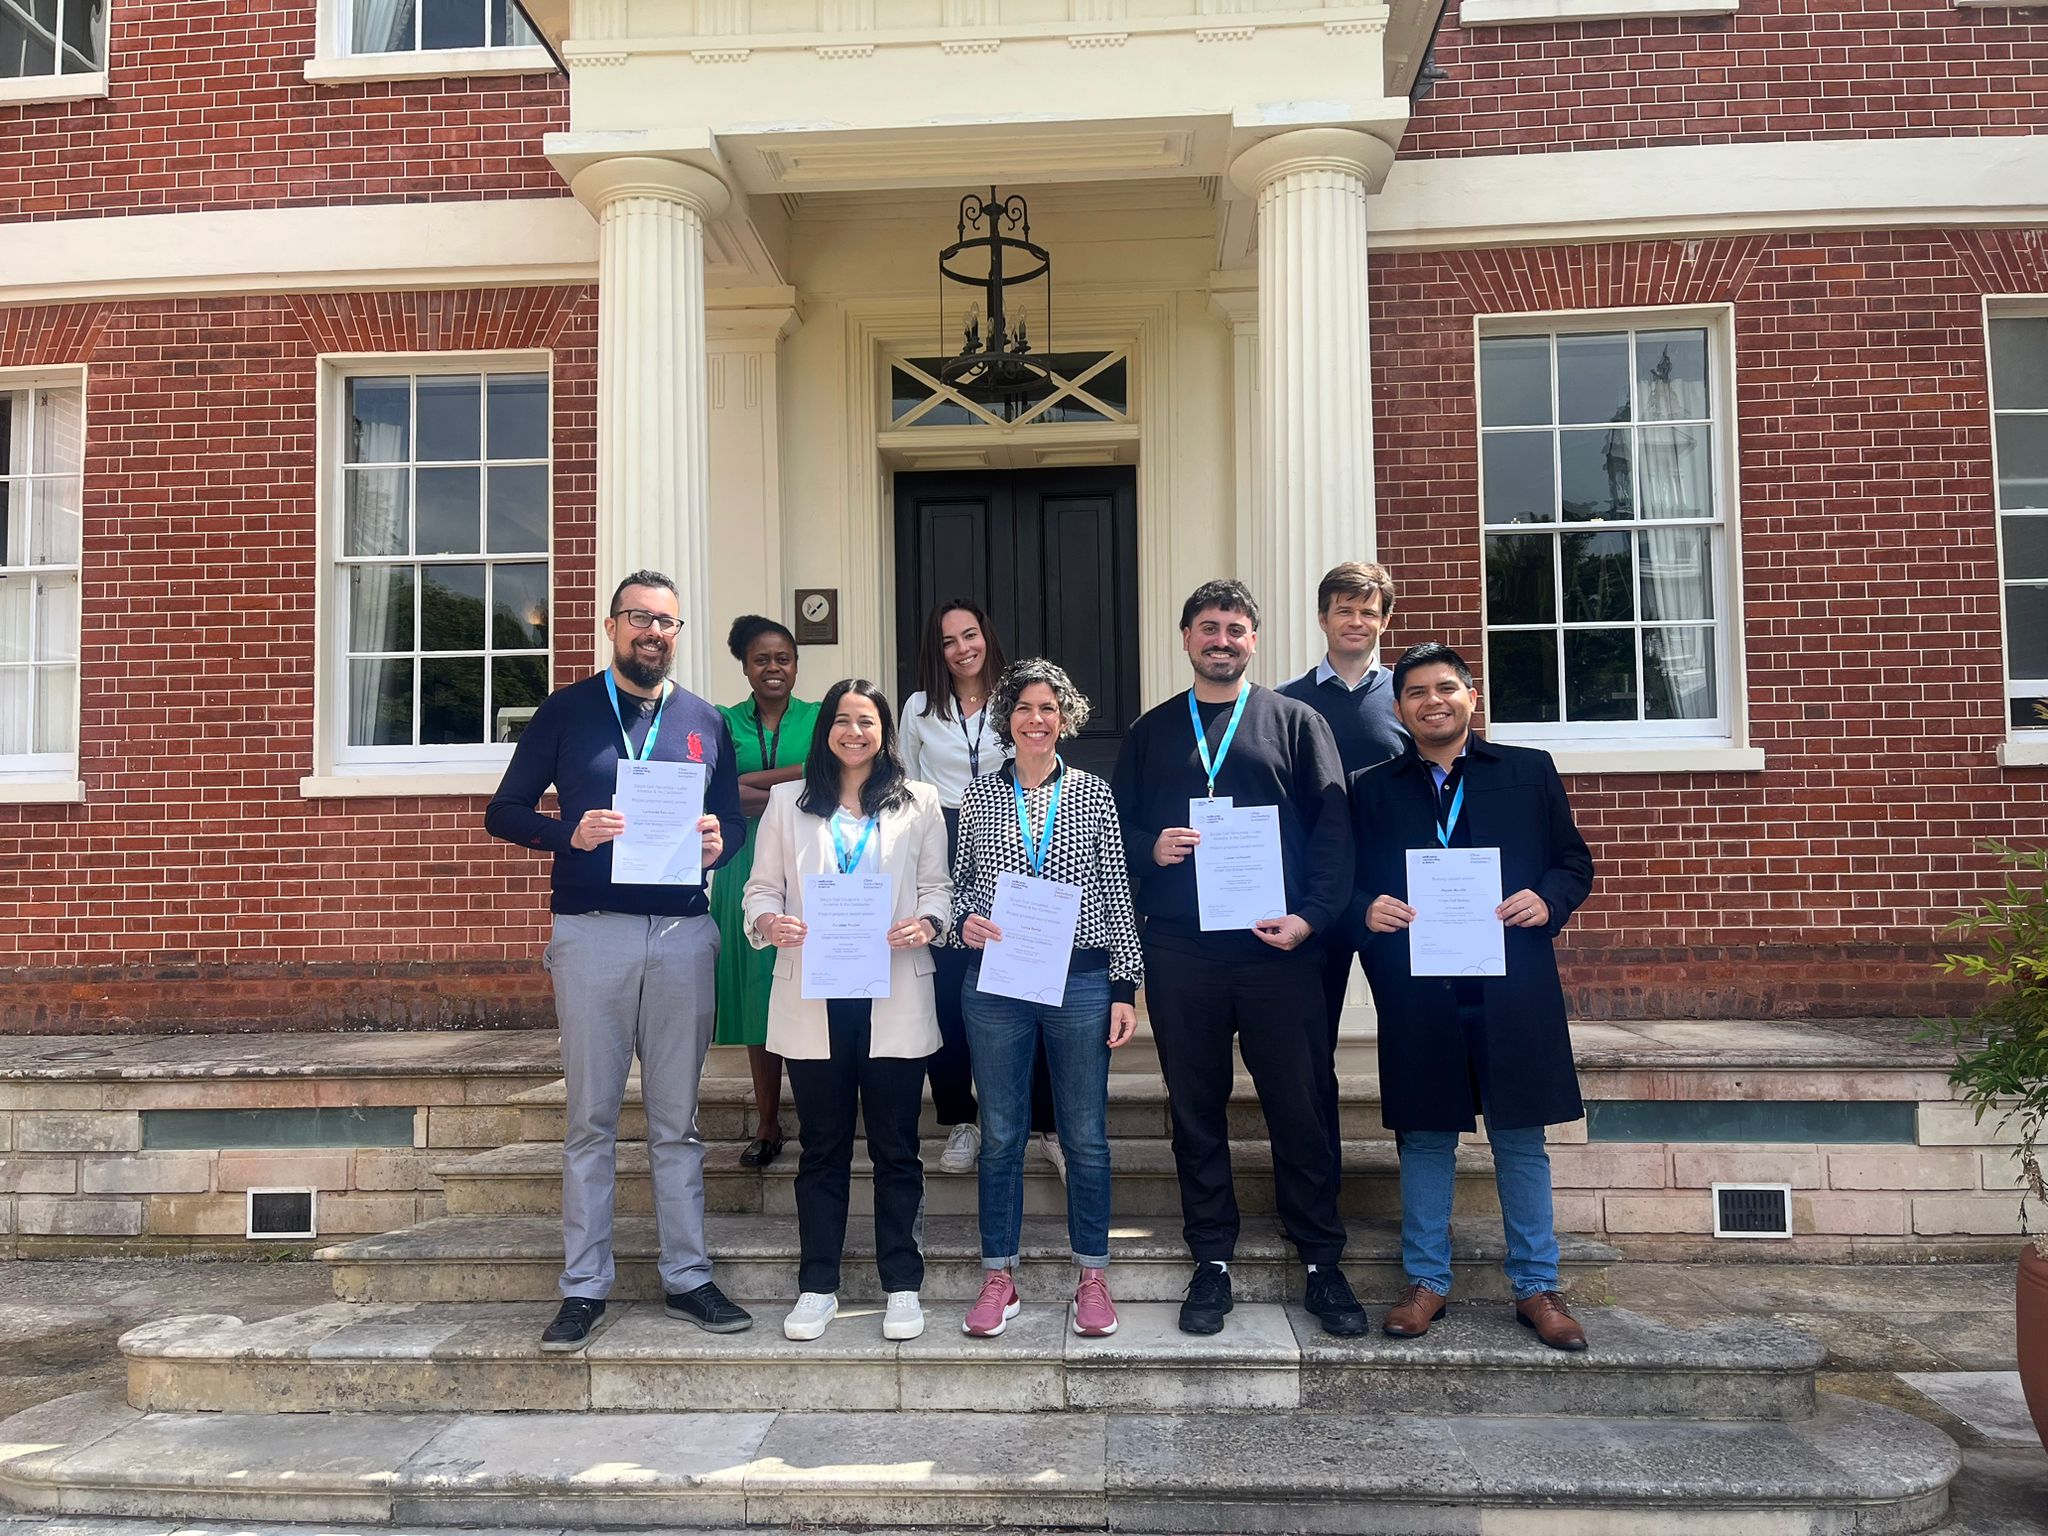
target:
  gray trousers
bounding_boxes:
[546,911,719,1298]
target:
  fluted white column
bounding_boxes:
[572,156,733,693]
[1228,129,1395,683]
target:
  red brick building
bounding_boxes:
[2,0,2044,1032]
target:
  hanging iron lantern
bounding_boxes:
[938,187,1054,403]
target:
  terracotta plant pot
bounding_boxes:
[2021,1243,2048,1452]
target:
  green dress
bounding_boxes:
[711,694,821,1046]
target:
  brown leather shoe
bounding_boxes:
[1381,1283,1449,1338]
[1515,1291,1588,1352]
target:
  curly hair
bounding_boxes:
[989,657,1092,746]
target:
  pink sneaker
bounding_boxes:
[963,1269,1021,1337]
[1071,1268,1119,1337]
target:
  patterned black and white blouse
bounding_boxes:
[950,759,1145,1003]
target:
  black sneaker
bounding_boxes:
[539,1296,606,1352]
[665,1280,754,1333]
[1304,1266,1369,1337]
[1178,1261,1233,1336]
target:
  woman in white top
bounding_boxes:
[744,678,952,1344]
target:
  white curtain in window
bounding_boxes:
[351,0,415,53]
[348,408,409,748]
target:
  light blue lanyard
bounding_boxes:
[604,671,668,761]
[1433,773,1465,848]
[1188,688,1250,797]
[831,810,878,874]
[1013,761,1064,877]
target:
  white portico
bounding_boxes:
[520,0,1441,697]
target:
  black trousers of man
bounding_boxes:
[785,999,927,1295]
[1144,942,1347,1266]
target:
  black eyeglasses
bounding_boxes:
[613,609,683,634]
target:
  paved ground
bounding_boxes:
[0,1255,2040,1534]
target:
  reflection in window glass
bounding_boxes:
[1993,316,2048,729]
[0,0,103,78]
[349,0,537,53]
[0,383,85,763]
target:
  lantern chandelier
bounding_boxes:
[938,187,1054,403]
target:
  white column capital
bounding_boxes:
[571,155,733,222]
[1227,128,1398,200]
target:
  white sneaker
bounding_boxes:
[1037,1130,1068,1183]
[782,1292,838,1340]
[883,1290,926,1340]
[939,1122,981,1174]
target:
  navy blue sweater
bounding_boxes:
[485,672,745,916]
[1277,662,1409,780]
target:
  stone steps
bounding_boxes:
[0,1387,1959,1532]
[119,1299,1824,1420]
[317,1214,1619,1306]
[434,1137,1504,1221]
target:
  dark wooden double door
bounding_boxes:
[893,467,1139,779]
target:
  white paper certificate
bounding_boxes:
[610,760,708,885]
[1193,803,1288,931]
[1405,847,1507,977]
[800,872,894,1000]
[978,872,1084,1005]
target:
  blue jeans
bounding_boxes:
[962,964,1113,1269]
[1397,1124,1560,1300]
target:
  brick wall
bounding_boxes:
[1409,0,2048,158]
[1372,227,2048,1017]
[0,0,566,221]
[0,286,598,1032]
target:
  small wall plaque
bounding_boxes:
[793,588,839,646]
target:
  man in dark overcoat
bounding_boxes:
[1349,642,1595,1350]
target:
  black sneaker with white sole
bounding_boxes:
[539,1296,606,1352]
[666,1280,754,1332]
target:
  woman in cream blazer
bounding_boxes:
[742,678,952,1345]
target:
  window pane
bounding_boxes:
[496,0,540,44]
[421,563,486,651]
[1041,393,1110,425]
[1557,333,1630,426]
[0,574,29,663]
[415,375,482,462]
[0,667,25,752]
[1559,428,1632,522]
[417,466,481,555]
[33,662,73,752]
[347,377,410,462]
[349,564,414,654]
[60,0,101,70]
[492,655,548,741]
[486,373,548,459]
[1645,628,1717,722]
[1561,530,1634,624]
[1997,417,2048,512]
[4,26,55,77]
[1565,629,1638,723]
[352,0,417,50]
[1639,526,1713,621]
[486,464,547,554]
[348,657,414,746]
[1992,317,2048,413]
[0,392,18,476]
[491,562,548,649]
[1084,358,1129,415]
[1638,424,1712,520]
[33,385,83,474]
[1636,330,1709,421]
[2003,515,2048,582]
[2011,696,2048,731]
[34,572,76,662]
[1485,533,1556,625]
[1487,630,1559,724]
[1482,431,1555,526]
[1480,336,1551,428]
[2007,584,2048,680]
[344,467,408,557]
[421,656,486,744]
[421,0,484,49]
[891,367,935,422]
[30,475,81,565]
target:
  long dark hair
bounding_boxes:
[914,598,1008,721]
[798,679,915,819]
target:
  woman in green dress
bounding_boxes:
[713,615,821,1168]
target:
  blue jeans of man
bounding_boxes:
[1397,1123,1560,1299]
[962,964,1113,1269]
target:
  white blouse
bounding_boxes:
[898,690,1012,808]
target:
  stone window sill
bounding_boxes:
[0,72,108,105]
[0,777,86,804]
[1512,746,1767,775]
[302,46,555,86]
[1998,738,2048,768]
[300,771,503,798]
[1458,0,1740,23]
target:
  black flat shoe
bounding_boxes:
[667,1281,754,1333]
[1304,1267,1370,1337]
[539,1296,606,1352]
[1178,1260,1233,1336]
[739,1135,785,1169]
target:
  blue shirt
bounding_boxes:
[1278,656,1408,779]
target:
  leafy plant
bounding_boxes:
[1924,841,2048,1258]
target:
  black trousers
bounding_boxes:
[1315,932,1356,1188]
[786,1000,928,1295]
[1145,942,1347,1266]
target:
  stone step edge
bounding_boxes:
[508,1072,1390,1109]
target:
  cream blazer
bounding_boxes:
[741,778,953,1060]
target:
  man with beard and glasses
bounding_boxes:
[487,570,754,1351]
[1109,579,1365,1338]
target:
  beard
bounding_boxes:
[1194,649,1249,683]
[617,641,671,691]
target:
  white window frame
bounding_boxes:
[0,0,110,106]
[305,0,551,85]
[1474,305,1762,775]
[1458,0,1738,24]
[0,367,86,804]
[1986,297,2048,769]
[305,351,553,799]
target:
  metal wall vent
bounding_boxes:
[246,1188,317,1240]
[1712,1182,1792,1238]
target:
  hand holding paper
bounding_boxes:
[1405,847,1506,976]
